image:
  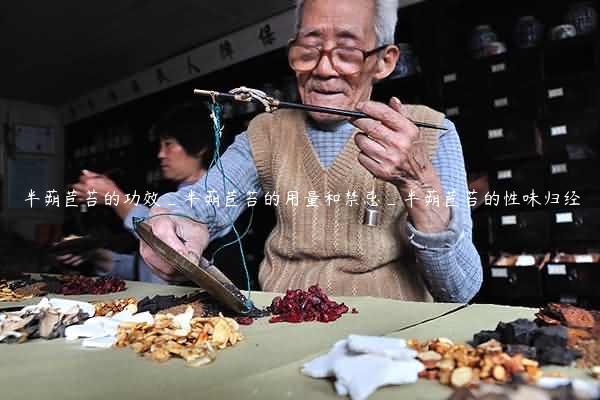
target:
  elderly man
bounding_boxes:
[140,0,483,302]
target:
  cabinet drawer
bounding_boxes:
[550,207,600,243]
[543,261,600,300]
[485,118,542,160]
[541,112,600,158]
[543,77,599,114]
[492,211,550,251]
[485,265,543,302]
[489,161,545,208]
[546,159,600,193]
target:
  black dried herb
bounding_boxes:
[471,318,580,366]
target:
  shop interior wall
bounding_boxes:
[0,98,64,241]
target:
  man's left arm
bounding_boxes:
[353,100,482,303]
[405,119,483,303]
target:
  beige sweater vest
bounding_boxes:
[247,106,444,301]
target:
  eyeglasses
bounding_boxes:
[287,40,391,75]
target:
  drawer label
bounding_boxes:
[560,295,577,304]
[488,128,504,139]
[497,169,513,180]
[551,163,568,175]
[548,87,564,99]
[443,73,457,83]
[501,215,517,226]
[551,125,568,136]
[494,97,509,108]
[555,212,573,224]
[547,264,567,275]
[491,268,508,278]
[575,255,594,263]
[491,63,506,73]
[446,107,460,117]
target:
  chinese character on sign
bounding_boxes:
[564,191,581,206]
[108,90,118,103]
[104,191,120,206]
[265,191,280,206]
[544,191,560,206]
[365,190,378,207]
[25,189,39,208]
[345,191,358,207]
[405,189,420,208]
[523,189,541,208]
[45,190,60,207]
[286,191,298,207]
[445,190,456,207]
[225,191,237,208]
[143,191,158,207]
[185,189,199,207]
[484,191,499,207]
[156,68,171,85]
[205,190,220,206]
[325,191,340,207]
[219,40,234,60]
[306,191,319,208]
[131,79,141,94]
[258,24,276,46]
[504,191,520,207]
[425,190,439,207]
[65,189,77,207]
[125,190,141,206]
[247,191,258,207]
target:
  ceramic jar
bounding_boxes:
[469,25,498,58]
[514,16,544,48]
[566,2,598,35]
[393,43,420,78]
[550,24,577,40]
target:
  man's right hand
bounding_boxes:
[139,207,210,282]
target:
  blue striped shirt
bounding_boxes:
[154,118,483,302]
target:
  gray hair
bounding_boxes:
[295,0,399,46]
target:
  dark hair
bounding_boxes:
[150,102,214,169]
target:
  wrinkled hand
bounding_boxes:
[352,98,431,189]
[56,248,114,272]
[71,170,124,205]
[352,98,450,233]
[139,207,210,282]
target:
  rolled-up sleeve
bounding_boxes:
[157,131,263,241]
[123,204,150,233]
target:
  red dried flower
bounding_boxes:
[268,285,352,324]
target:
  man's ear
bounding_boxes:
[373,45,400,81]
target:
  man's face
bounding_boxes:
[295,0,380,125]
[157,137,201,182]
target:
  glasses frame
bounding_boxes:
[287,39,392,74]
